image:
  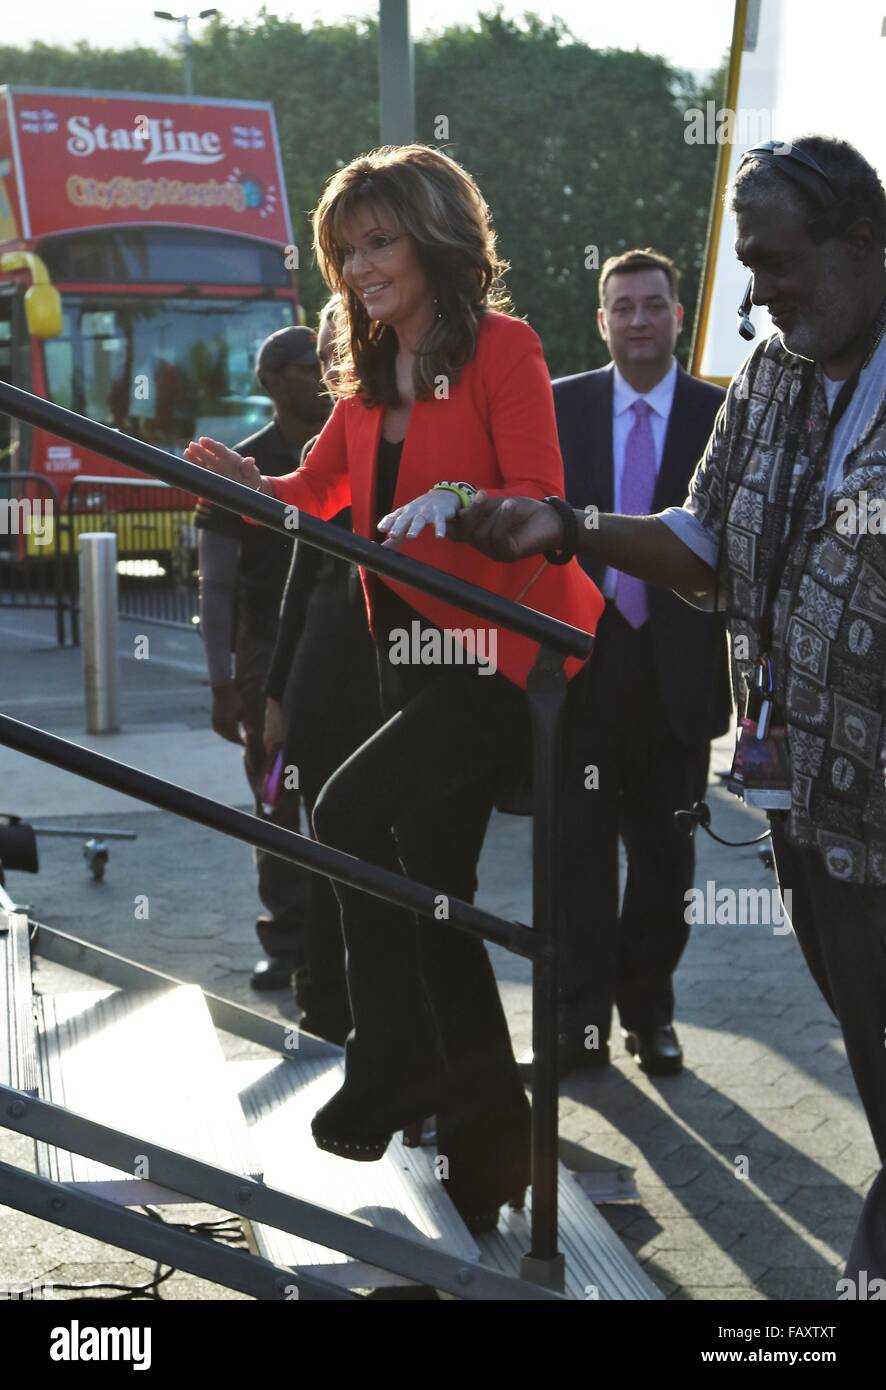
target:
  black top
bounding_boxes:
[194,418,299,639]
[373,436,424,636]
[376,435,403,528]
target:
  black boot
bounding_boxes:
[435,1060,532,1233]
[311,1063,446,1161]
[311,1015,447,1161]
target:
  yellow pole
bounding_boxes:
[689,0,750,379]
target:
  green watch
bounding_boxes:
[432,481,478,510]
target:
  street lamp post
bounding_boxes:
[153,8,219,97]
[378,0,415,144]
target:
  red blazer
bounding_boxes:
[264,312,603,688]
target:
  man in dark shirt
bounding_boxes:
[196,326,330,989]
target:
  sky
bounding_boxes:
[3,1,736,75]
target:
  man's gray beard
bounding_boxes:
[778,321,819,361]
[779,258,856,365]
[780,310,863,366]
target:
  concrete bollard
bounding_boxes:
[79,532,119,733]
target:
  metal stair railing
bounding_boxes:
[0,1161,360,1302]
[0,379,594,1295]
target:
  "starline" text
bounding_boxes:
[66,116,224,166]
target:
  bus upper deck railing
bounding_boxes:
[0,470,66,644]
[0,378,593,1292]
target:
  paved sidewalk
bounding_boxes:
[0,615,876,1300]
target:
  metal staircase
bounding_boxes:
[0,376,664,1300]
[1,895,661,1299]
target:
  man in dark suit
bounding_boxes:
[551,248,730,1077]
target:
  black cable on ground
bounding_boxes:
[40,1207,249,1298]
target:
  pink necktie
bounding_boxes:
[614,398,655,629]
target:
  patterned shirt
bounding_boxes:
[663,323,886,884]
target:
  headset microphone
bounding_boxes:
[737,277,756,340]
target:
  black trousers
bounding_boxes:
[312,609,531,1211]
[558,606,710,1051]
[769,815,886,1280]
[234,622,309,964]
[282,582,381,1035]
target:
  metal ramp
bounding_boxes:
[34,985,261,1205]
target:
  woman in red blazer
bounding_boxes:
[186,144,603,1231]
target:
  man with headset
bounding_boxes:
[456,135,886,1280]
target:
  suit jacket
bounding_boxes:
[553,362,731,743]
[265,313,605,689]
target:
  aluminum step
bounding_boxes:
[0,906,38,1096]
[393,1144,662,1300]
[35,985,261,1204]
[468,1161,663,1300]
[230,1056,481,1290]
[232,1057,660,1299]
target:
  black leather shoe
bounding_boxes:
[297,1012,352,1047]
[518,1035,610,1081]
[622,1024,683,1076]
[250,956,298,991]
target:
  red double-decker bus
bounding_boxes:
[0,86,300,559]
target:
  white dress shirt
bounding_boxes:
[603,357,678,597]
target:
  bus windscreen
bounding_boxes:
[43,296,294,453]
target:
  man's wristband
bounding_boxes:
[542,496,578,564]
[432,480,478,510]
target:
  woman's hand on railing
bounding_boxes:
[450,491,563,560]
[378,488,461,548]
[184,436,262,492]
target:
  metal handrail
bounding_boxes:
[0,713,536,960]
[0,381,592,659]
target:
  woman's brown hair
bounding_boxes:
[312,144,511,406]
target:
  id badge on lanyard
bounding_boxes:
[727,653,792,810]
